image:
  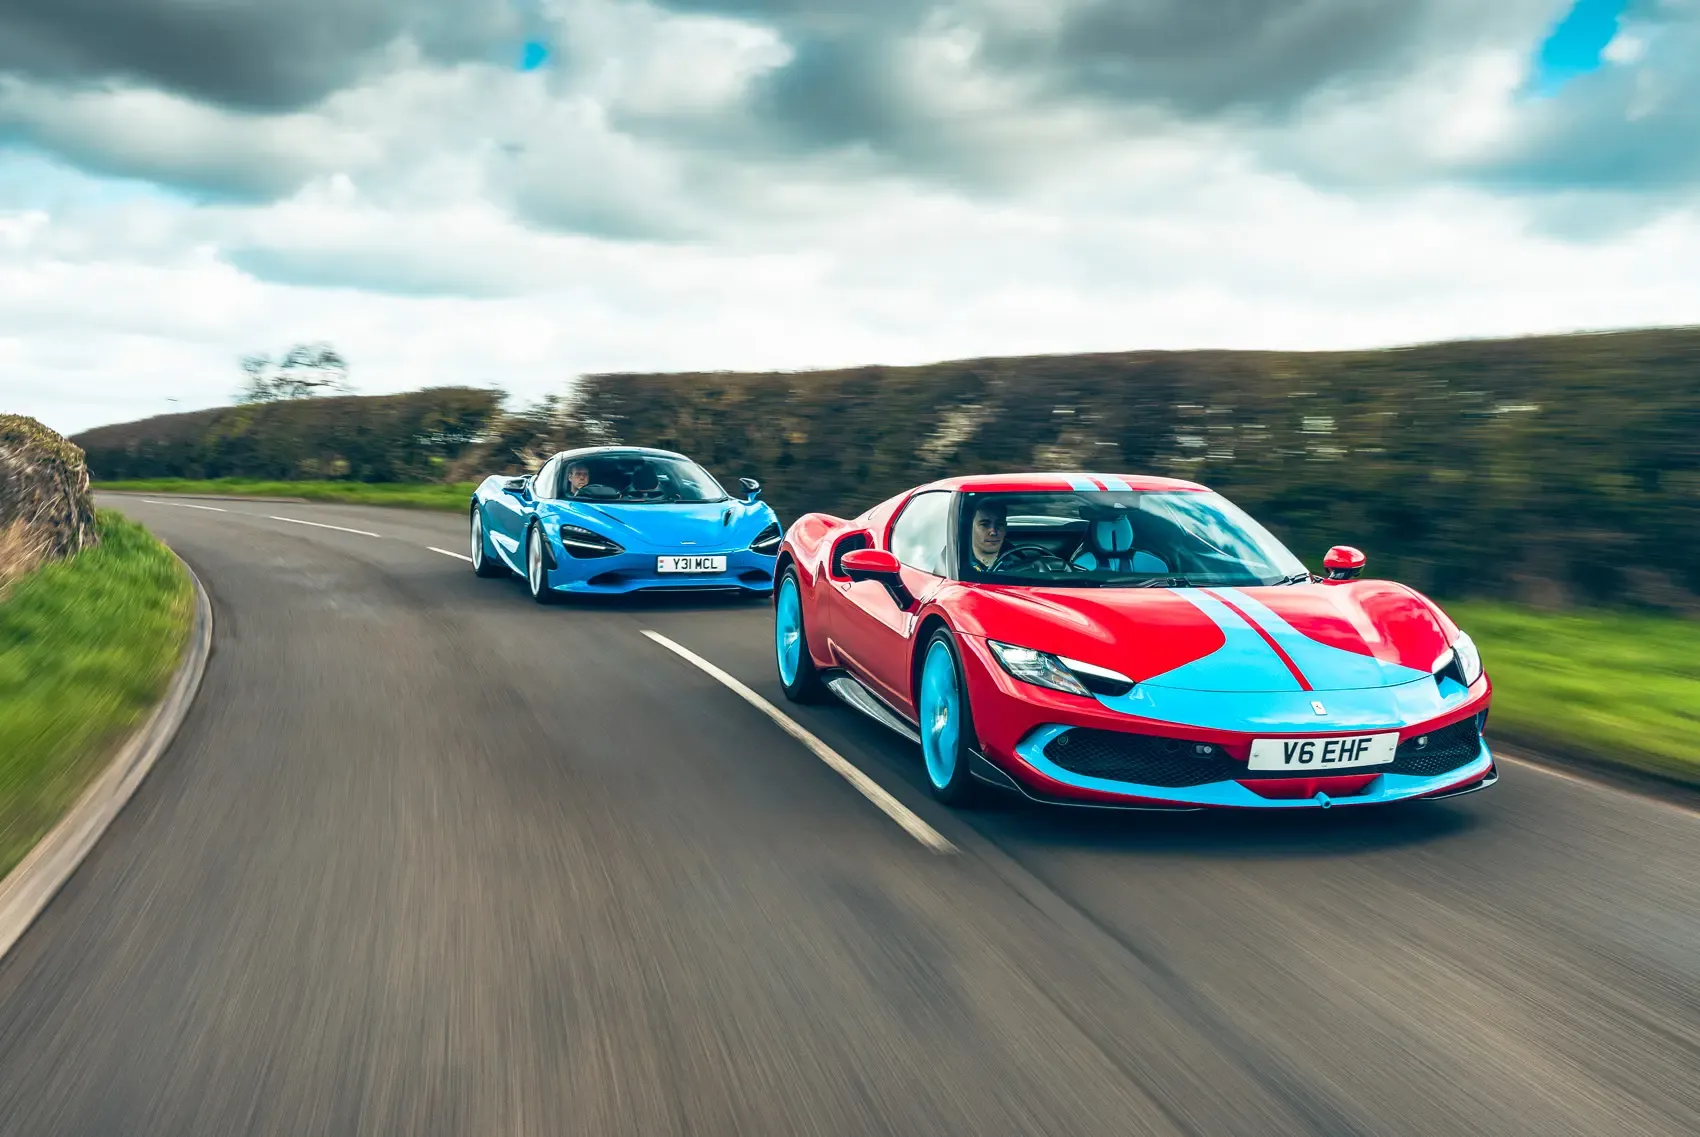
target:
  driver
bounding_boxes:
[564,461,591,496]
[968,498,1009,571]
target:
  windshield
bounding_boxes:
[562,454,727,504]
[958,490,1307,588]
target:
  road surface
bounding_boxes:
[0,495,1694,1135]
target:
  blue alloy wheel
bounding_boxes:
[916,628,977,805]
[920,639,961,790]
[774,566,826,703]
[776,575,803,687]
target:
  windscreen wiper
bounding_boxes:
[1277,572,1314,585]
[1133,576,1193,588]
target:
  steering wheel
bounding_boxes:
[991,544,1071,574]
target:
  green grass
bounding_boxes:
[95,477,476,511]
[1455,601,1700,786]
[0,511,192,875]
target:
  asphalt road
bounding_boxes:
[0,495,1694,1136]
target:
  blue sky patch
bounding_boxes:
[520,40,550,72]
[1532,0,1628,94]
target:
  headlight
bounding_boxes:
[749,522,782,555]
[557,524,624,558]
[1432,630,1483,687]
[1451,631,1482,685]
[988,641,1135,698]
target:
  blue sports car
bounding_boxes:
[467,446,783,602]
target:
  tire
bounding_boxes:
[525,524,557,604]
[774,567,827,703]
[916,627,979,806]
[470,508,509,577]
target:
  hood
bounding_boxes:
[556,499,768,550]
[955,580,1453,693]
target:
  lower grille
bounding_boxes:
[1042,717,1484,788]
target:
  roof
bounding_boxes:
[553,445,690,461]
[920,472,1210,494]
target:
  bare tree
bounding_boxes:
[236,343,352,403]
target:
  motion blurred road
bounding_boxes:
[0,496,1694,1135]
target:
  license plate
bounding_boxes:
[1247,733,1397,772]
[657,555,726,574]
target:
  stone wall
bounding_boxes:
[0,415,98,589]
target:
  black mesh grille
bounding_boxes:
[1389,716,1483,778]
[1042,731,1235,788]
[1043,717,1483,788]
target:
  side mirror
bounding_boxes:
[840,548,915,609]
[502,475,532,496]
[1322,545,1366,582]
[739,477,762,502]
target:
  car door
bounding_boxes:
[830,490,952,716]
[488,461,550,568]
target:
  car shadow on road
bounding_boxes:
[965,791,1482,860]
[546,589,772,614]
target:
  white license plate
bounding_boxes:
[657,555,727,574]
[1247,733,1398,772]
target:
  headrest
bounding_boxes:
[629,466,660,491]
[1090,513,1135,555]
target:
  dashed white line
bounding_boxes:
[641,629,957,854]
[142,499,226,512]
[428,547,473,563]
[267,515,381,538]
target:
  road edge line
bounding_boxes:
[0,551,214,962]
[640,630,957,854]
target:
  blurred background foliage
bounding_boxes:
[75,326,1700,610]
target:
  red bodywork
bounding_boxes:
[778,474,1493,808]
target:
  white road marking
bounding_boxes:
[641,630,957,854]
[141,499,226,512]
[267,515,381,538]
[428,547,473,563]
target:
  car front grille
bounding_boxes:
[1041,716,1484,788]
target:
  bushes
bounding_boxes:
[562,328,1700,608]
[73,387,501,485]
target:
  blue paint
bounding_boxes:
[1532,0,1628,93]
[520,40,550,71]
[920,640,961,790]
[776,576,803,687]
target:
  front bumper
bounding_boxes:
[543,546,777,595]
[955,633,1496,810]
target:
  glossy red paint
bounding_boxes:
[1323,545,1367,580]
[776,472,1493,808]
[1237,774,1381,800]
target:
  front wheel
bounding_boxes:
[917,628,979,806]
[774,567,827,702]
[526,524,557,604]
[471,508,509,577]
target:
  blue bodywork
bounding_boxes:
[470,447,781,597]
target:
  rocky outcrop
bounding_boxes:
[1,415,98,588]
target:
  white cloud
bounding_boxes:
[3,0,1700,440]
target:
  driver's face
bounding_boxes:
[568,466,589,490]
[972,510,1006,562]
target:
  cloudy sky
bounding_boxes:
[3,0,1696,435]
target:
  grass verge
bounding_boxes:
[96,477,475,511]
[1455,601,1700,788]
[0,510,192,876]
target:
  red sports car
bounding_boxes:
[772,473,1495,810]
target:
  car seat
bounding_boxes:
[627,465,661,498]
[1071,510,1169,574]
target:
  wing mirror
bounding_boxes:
[839,548,915,610]
[502,475,532,496]
[739,477,762,502]
[1322,545,1366,582]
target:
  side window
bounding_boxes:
[888,491,952,576]
[534,457,560,500]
